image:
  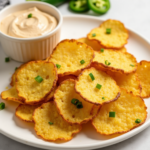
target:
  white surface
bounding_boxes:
[0,0,150,150]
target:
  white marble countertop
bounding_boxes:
[1,0,150,150]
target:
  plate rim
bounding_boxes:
[0,15,150,150]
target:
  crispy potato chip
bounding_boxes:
[106,71,141,96]
[78,37,102,51]
[87,19,129,49]
[92,89,147,135]
[16,104,41,122]
[137,60,150,98]
[10,63,27,86]
[78,37,127,52]
[119,47,127,53]
[44,86,57,102]
[75,67,120,105]
[48,39,94,76]
[58,75,77,85]
[45,57,50,62]
[1,86,24,104]
[54,79,100,124]
[92,50,137,74]
[16,61,58,105]
[33,102,81,142]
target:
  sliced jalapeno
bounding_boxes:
[87,0,110,14]
[69,0,89,12]
[26,0,68,7]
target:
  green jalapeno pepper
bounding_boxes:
[26,0,68,7]
[87,0,110,14]
[69,0,89,12]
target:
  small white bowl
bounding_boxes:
[0,2,63,62]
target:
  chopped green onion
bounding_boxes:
[0,102,5,110]
[5,57,10,62]
[92,33,96,37]
[71,98,83,109]
[48,122,53,125]
[56,64,61,69]
[102,97,105,100]
[109,112,115,117]
[135,119,141,123]
[35,75,43,83]
[89,73,95,81]
[71,98,79,105]
[15,67,18,71]
[100,48,104,52]
[96,84,102,90]
[76,101,83,109]
[105,60,111,66]
[80,59,85,64]
[28,13,32,18]
[130,64,135,67]
[106,28,111,34]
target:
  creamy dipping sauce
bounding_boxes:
[0,7,58,38]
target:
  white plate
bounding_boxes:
[0,15,150,150]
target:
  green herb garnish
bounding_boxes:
[135,119,141,123]
[35,75,43,83]
[106,28,111,34]
[48,122,53,125]
[80,59,85,64]
[71,98,83,109]
[92,33,96,37]
[0,102,5,110]
[96,84,102,90]
[89,73,95,81]
[130,64,135,67]
[28,13,32,18]
[102,97,105,100]
[71,98,79,105]
[76,101,83,109]
[15,67,18,71]
[109,112,115,117]
[56,64,61,69]
[5,57,10,62]
[100,48,104,52]
[105,60,111,66]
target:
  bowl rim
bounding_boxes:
[0,1,63,41]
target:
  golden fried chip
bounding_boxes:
[78,37,102,51]
[92,50,137,74]
[16,104,41,122]
[87,19,128,49]
[10,63,27,86]
[75,67,120,105]
[92,89,147,135]
[54,79,100,124]
[120,47,127,53]
[44,86,57,102]
[107,71,141,96]
[58,75,77,85]
[45,57,50,62]
[48,39,94,76]
[16,61,58,105]
[78,37,127,52]
[33,102,81,141]
[136,60,150,98]
[1,86,24,104]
